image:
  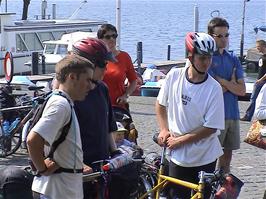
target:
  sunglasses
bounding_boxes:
[103,33,118,40]
[212,33,230,38]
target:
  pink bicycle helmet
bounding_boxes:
[73,38,116,68]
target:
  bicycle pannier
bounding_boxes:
[0,166,34,199]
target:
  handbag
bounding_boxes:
[244,120,266,150]
[214,173,244,199]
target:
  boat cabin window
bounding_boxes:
[38,32,56,42]
[16,34,28,52]
[16,33,43,52]
[52,31,67,40]
[44,44,56,54]
[57,44,68,54]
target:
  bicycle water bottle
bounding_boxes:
[102,153,133,171]
[9,118,20,132]
[2,120,10,136]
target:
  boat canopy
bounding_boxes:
[254,25,266,34]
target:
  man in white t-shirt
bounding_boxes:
[156,32,224,198]
[27,54,95,199]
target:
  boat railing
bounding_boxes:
[34,15,51,20]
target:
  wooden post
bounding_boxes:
[31,52,39,75]
[167,44,171,60]
[137,42,143,67]
[41,55,46,74]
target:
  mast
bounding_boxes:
[240,0,250,62]
[116,0,121,50]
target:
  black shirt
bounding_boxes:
[74,81,117,165]
[257,54,266,79]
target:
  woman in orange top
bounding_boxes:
[97,24,137,110]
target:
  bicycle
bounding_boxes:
[138,146,244,199]
[0,88,49,157]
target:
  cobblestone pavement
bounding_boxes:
[129,96,266,199]
[0,96,265,198]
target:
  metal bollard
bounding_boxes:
[52,4,56,19]
[167,44,171,60]
[31,52,39,75]
[136,42,143,67]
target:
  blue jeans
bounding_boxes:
[244,81,265,120]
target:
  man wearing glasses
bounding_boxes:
[208,17,246,173]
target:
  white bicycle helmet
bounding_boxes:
[186,32,216,57]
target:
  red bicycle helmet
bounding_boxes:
[186,32,216,58]
[73,38,116,68]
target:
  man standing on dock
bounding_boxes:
[156,32,224,198]
[27,55,95,199]
[241,39,266,121]
[207,17,246,173]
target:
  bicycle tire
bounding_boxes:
[133,174,154,199]
[0,129,22,157]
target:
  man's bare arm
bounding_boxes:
[27,131,59,175]
[216,77,246,96]
[155,100,170,145]
[167,127,216,149]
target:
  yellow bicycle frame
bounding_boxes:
[139,173,204,199]
[139,147,206,199]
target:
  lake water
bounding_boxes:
[3,0,266,63]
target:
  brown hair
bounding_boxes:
[55,54,94,83]
[97,24,117,39]
[207,17,229,35]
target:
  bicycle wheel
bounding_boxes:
[0,129,22,157]
[133,174,154,199]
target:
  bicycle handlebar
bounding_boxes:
[83,171,102,182]
[198,169,224,184]
[0,105,32,112]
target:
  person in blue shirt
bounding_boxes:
[208,17,246,173]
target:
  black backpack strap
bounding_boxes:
[47,92,72,159]
[47,113,72,159]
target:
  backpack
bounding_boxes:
[27,91,72,159]
[0,166,34,199]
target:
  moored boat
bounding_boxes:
[0,2,106,76]
[24,31,97,73]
